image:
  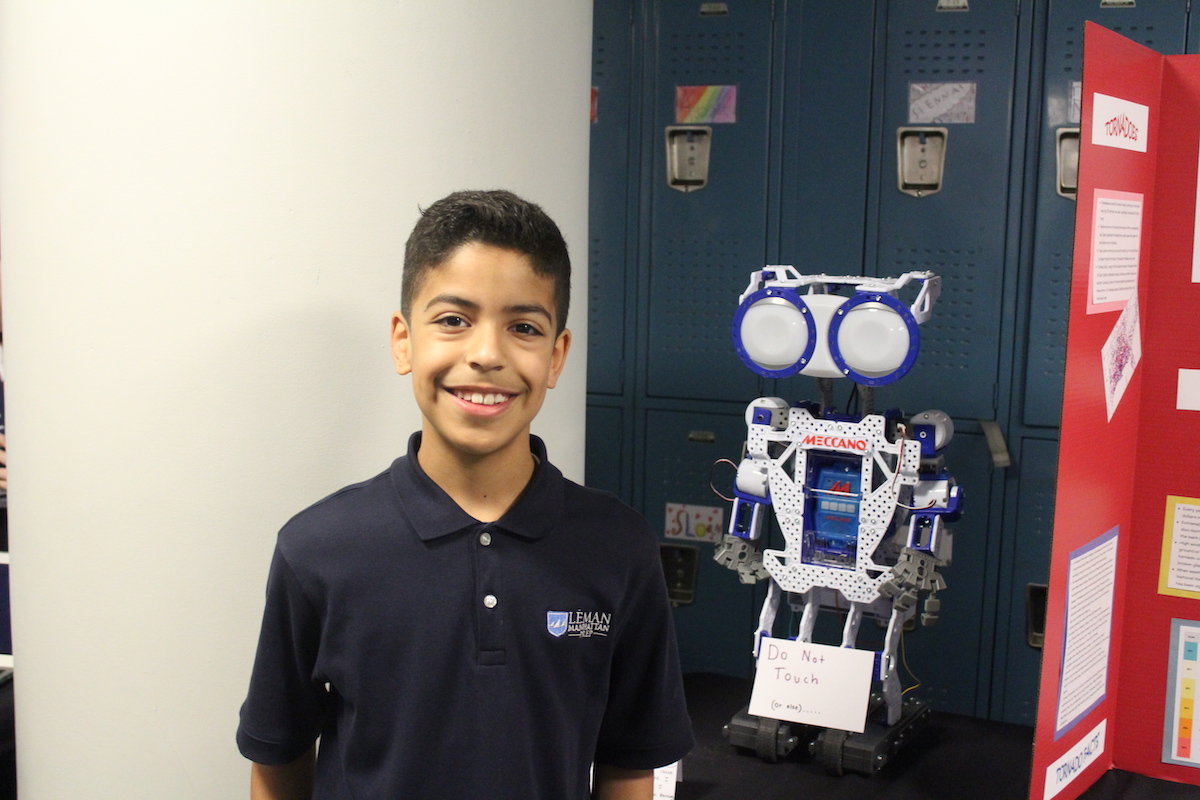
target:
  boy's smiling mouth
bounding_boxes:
[449,388,516,407]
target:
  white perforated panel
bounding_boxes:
[745,403,920,604]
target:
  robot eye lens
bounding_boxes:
[835,303,911,377]
[739,297,809,370]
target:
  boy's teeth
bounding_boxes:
[458,391,506,406]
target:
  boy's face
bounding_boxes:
[390,242,570,465]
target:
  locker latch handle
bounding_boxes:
[978,419,1011,469]
[665,126,712,192]
[1026,583,1048,650]
[897,127,948,197]
[1056,128,1080,200]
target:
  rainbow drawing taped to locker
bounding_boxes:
[714,266,963,774]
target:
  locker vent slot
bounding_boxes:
[665,31,749,76]
[652,238,753,359]
[1029,251,1070,380]
[901,29,988,76]
[589,236,623,337]
[594,34,610,80]
[1059,25,1157,76]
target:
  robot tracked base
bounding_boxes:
[723,695,932,775]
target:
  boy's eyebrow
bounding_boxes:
[424,294,554,322]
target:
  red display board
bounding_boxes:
[1030,23,1200,800]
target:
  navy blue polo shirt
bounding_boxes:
[238,434,693,799]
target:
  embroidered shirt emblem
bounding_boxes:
[547,610,611,638]
[547,611,569,638]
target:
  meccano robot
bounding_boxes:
[714,266,962,774]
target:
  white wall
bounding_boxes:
[0,2,591,796]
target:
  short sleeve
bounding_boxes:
[237,542,328,765]
[593,525,695,770]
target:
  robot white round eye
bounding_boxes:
[740,297,809,370]
[835,303,911,377]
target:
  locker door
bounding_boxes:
[1023,1,1187,428]
[871,3,1021,420]
[777,0,877,271]
[585,405,625,496]
[773,0,880,405]
[585,0,636,501]
[995,437,1059,726]
[589,0,636,399]
[644,0,776,403]
[644,408,760,678]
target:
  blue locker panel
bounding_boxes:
[645,1,775,403]
[1023,2,1187,428]
[889,430,995,717]
[588,0,635,396]
[773,1,878,405]
[996,437,1058,726]
[585,404,625,498]
[778,0,877,273]
[871,5,1020,421]
[644,407,759,678]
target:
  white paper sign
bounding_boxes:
[1089,190,1143,313]
[664,503,724,543]
[1178,369,1200,412]
[909,82,976,124]
[748,638,875,733]
[1043,719,1107,800]
[1055,528,1118,737]
[1091,92,1148,153]
[652,762,679,800]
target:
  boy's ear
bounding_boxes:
[546,328,572,389]
[390,312,413,375]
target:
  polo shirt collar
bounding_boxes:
[391,432,564,542]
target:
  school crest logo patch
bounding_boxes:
[546,610,612,638]
[547,611,569,638]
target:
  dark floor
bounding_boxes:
[680,673,1200,800]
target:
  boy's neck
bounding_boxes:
[416,431,536,523]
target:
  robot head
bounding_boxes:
[732,269,939,386]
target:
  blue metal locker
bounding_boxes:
[643,407,760,677]
[589,0,636,399]
[871,2,1023,421]
[585,404,625,497]
[776,1,877,274]
[644,1,777,403]
[995,436,1059,726]
[585,0,637,500]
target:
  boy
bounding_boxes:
[238,190,694,799]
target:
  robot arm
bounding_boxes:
[714,457,772,584]
[880,410,964,625]
[714,399,789,584]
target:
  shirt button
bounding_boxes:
[484,594,498,609]
[480,531,492,546]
